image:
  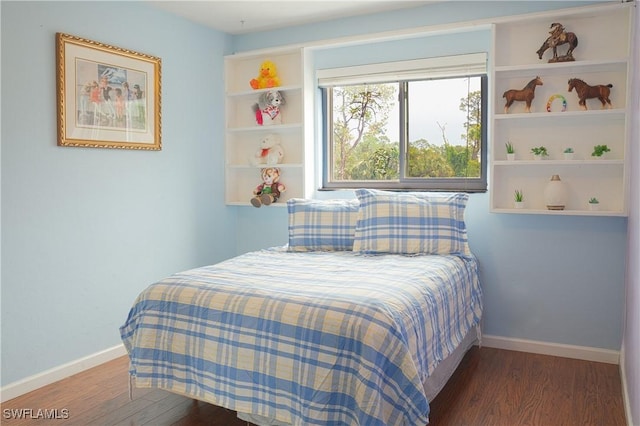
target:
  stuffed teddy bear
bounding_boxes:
[252,133,284,165]
[249,60,281,90]
[252,90,285,126]
[251,167,286,208]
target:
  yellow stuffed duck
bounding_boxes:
[250,60,281,90]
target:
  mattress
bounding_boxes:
[120,247,483,425]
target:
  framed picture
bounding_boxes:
[56,33,161,150]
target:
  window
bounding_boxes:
[319,54,487,192]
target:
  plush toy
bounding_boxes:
[250,60,281,90]
[252,90,285,126]
[252,133,284,165]
[251,167,286,208]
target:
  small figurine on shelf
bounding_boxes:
[252,90,285,126]
[252,133,284,166]
[251,167,286,208]
[536,22,578,62]
[249,60,281,90]
[503,76,543,113]
[568,78,613,110]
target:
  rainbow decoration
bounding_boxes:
[546,94,567,112]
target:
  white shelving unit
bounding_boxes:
[489,3,634,216]
[224,47,312,206]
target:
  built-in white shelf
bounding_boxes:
[489,3,633,216]
[224,48,311,206]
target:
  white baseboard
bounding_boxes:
[0,344,127,403]
[619,349,634,426]
[480,334,620,364]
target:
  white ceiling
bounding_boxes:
[148,1,434,35]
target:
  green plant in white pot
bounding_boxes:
[514,189,524,208]
[588,197,600,211]
[591,145,610,159]
[505,142,516,160]
[531,146,548,160]
[563,147,574,160]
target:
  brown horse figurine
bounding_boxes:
[503,76,543,113]
[536,23,578,62]
[567,78,613,110]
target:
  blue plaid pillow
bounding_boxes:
[353,189,471,256]
[287,199,360,251]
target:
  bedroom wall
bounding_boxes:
[232,0,629,353]
[621,2,639,423]
[231,1,605,53]
[0,1,234,386]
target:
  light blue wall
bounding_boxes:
[1,1,234,386]
[313,30,491,69]
[467,201,626,349]
[231,1,602,52]
[232,1,628,351]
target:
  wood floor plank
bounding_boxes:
[169,401,230,426]
[1,347,626,426]
[526,353,558,425]
[109,392,192,426]
[81,391,165,426]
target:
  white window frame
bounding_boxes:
[318,53,488,192]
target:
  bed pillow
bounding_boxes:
[287,198,360,252]
[352,189,471,256]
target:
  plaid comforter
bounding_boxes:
[120,248,482,425]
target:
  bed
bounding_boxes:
[120,189,483,425]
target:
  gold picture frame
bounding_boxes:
[56,33,161,150]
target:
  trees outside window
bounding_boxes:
[323,75,487,192]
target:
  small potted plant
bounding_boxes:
[588,197,600,211]
[505,142,515,161]
[514,189,524,209]
[591,144,610,159]
[531,146,548,160]
[563,147,574,160]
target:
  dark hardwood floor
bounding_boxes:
[1,346,626,425]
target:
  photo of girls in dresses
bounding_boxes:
[76,60,147,130]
